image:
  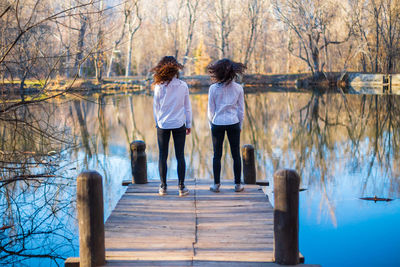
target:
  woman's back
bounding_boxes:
[208,81,244,127]
[154,77,191,129]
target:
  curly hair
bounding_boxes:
[151,56,184,85]
[207,58,246,84]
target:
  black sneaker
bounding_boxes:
[159,185,167,196]
[210,183,221,192]
[179,186,189,197]
[234,184,244,192]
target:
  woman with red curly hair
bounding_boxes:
[207,58,246,193]
[152,56,192,197]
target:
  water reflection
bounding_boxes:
[1,90,400,266]
[0,101,77,266]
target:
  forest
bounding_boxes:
[1,0,400,87]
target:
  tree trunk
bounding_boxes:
[95,53,103,81]
[182,0,199,72]
[374,8,380,73]
[74,16,87,77]
[125,33,133,77]
[95,0,104,82]
[107,47,115,78]
[361,54,367,72]
[66,46,70,78]
[107,9,128,78]
[244,22,256,66]
[313,49,319,74]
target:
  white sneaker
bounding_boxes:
[210,183,221,193]
[234,184,244,192]
[159,185,167,196]
[179,186,189,197]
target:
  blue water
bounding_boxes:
[2,91,400,266]
[300,194,400,266]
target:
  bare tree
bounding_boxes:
[162,0,185,59]
[273,0,352,76]
[73,13,88,77]
[94,0,105,81]
[209,0,234,58]
[125,0,142,77]
[371,0,382,72]
[242,0,267,66]
[182,0,200,66]
[350,0,376,72]
[106,6,128,77]
[379,0,400,73]
[349,0,400,73]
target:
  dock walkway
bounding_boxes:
[103,180,316,266]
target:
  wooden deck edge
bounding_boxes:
[66,257,311,267]
[102,259,319,266]
[122,180,131,186]
[122,179,267,187]
[255,181,270,186]
[300,252,305,263]
[64,257,79,267]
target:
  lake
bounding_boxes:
[1,89,399,266]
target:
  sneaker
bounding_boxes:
[179,186,189,197]
[210,183,221,193]
[234,184,244,192]
[159,185,167,196]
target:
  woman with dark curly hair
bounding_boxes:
[152,56,192,196]
[207,58,246,193]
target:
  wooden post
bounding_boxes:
[77,171,106,267]
[130,140,147,184]
[273,169,300,265]
[242,144,256,184]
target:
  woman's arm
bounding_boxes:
[237,86,244,129]
[184,83,192,130]
[207,85,215,126]
[153,85,160,126]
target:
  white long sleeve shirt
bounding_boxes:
[153,77,192,129]
[208,81,244,128]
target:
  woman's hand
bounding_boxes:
[186,128,191,135]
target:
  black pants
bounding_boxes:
[211,123,241,184]
[157,125,186,189]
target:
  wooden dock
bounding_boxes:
[102,180,318,266]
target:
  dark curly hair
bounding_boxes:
[207,58,246,84]
[151,56,184,85]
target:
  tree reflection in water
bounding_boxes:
[0,101,77,266]
[1,90,399,265]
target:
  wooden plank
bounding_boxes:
[104,260,193,266]
[104,260,320,267]
[104,180,196,264]
[193,180,275,263]
[193,251,273,262]
[192,262,319,267]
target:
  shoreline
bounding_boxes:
[1,73,399,95]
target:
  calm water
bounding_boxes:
[1,90,399,266]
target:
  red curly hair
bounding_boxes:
[151,56,184,85]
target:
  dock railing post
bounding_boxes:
[273,169,300,265]
[130,140,147,184]
[77,171,106,267]
[242,144,256,184]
